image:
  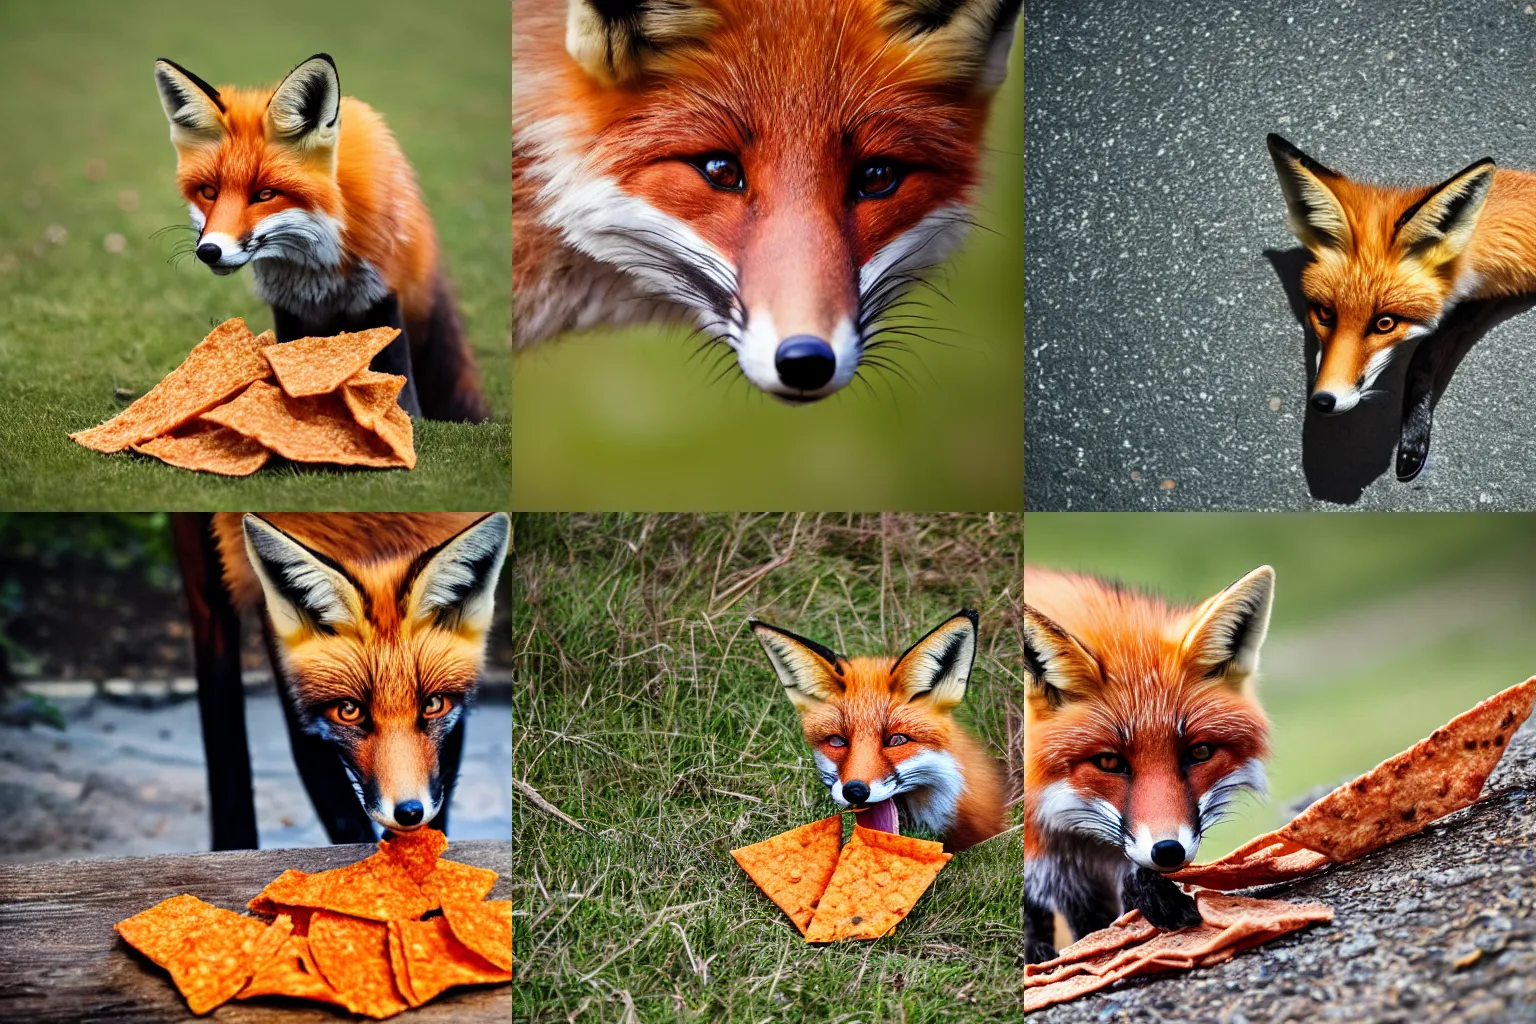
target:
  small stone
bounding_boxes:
[1339,935,1377,958]
[1267,397,1282,411]
[1159,479,1175,490]
[1452,946,1482,969]
[1130,470,1143,481]
[1395,898,1421,915]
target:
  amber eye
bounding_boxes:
[825,735,848,748]
[330,700,363,725]
[693,153,745,191]
[1188,743,1215,763]
[423,694,451,719]
[1373,314,1398,333]
[855,159,901,199]
[1092,753,1129,774]
[253,188,277,203]
[1312,304,1336,326]
[885,733,911,748]
[198,185,218,201]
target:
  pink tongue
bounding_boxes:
[855,798,898,834]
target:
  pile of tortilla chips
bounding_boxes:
[115,831,509,1018]
[70,317,414,475]
[731,817,951,941]
[1025,676,1536,1014]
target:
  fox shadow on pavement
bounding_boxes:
[1265,248,1535,505]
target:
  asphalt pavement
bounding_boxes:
[1026,0,1536,509]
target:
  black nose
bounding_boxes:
[195,242,222,266]
[774,335,836,392]
[1150,840,1186,869]
[842,780,870,806]
[1310,391,1337,413]
[394,799,424,826]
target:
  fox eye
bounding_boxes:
[1373,314,1398,333]
[1187,743,1215,763]
[693,153,745,191]
[423,694,452,719]
[198,185,218,201]
[1312,303,1336,326]
[885,733,911,747]
[855,159,901,199]
[330,700,364,726]
[1092,753,1129,774]
[824,735,848,748]
[253,188,278,203]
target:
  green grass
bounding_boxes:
[1025,512,1536,856]
[0,0,509,509]
[512,514,1024,1022]
[511,47,1024,511]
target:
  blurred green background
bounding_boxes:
[0,0,509,509]
[512,45,1024,510]
[1026,512,1536,858]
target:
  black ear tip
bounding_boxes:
[957,608,979,627]
[309,53,337,69]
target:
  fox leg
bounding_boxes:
[1024,890,1058,964]
[1121,866,1201,931]
[270,298,424,419]
[1057,873,1121,941]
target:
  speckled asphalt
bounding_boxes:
[1026,0,1536,509]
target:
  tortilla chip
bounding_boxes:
[1279,676,1536,861]
[386,922,422,1008]
[442,900,513,973]
[1170,836,1331,890]
[396,916,513,1005]
[1024,910,1158,978]
[237,933,347,1007]
[342,370,416,468]
[248,869,309,916]
[202,380,408,468]
[1023,969,1122,1013]
[731,814,844,935]
[263,327,399,398]
[247,851,431,923]
[71,319,274,452]
[378,828,449,883]
[421,858,500,909]
[802,826,951,943]
[114,894,277,1014]
[132,420,270,476]
[307,911,408,1020]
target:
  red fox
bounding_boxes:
[190,513,509,843]
[1022,566,1274,962]
[512,0,1020,402]
[154,54,487,421]
[1267,133,1536,417]
[750,610,1007,852]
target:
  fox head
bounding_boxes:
[1267,133,1496,415]
[1023,567,1274,872]
[241,512,510,833]
[154,54,346,278]
[530,0,1020,401]
[751,610,979,834]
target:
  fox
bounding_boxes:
[1022,566,1275,964]
[512,0,1021,402]
[750,610,1007,852]
[153,54,488,422]
[186,513,510,844]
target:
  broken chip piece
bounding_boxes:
[731,814,845,936]
[263,327,400,398]
[801,825,951,942]
[441,900,513,973]
[396,915,513,1005]
[115,894,289,1015]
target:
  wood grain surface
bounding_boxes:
[0,839,512,1023]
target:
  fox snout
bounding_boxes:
[1124,825,1199,873]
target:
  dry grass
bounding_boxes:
[512,514,1024,1022]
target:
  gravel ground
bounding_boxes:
[1026,0,1536,509]
[1032,714,1536,1023]
[0,687,512,863]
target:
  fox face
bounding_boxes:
[521,0,1019,401]
[242,513,510,833]
[1023,567,1275,872]
[751,611,980,836]
[1267,134,1496,415]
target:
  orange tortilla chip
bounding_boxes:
[202,380,408,468]
[249,851,432,923]
[378,828,449,883]
[421,858,500,909]
[396,916,513,1005]
[307,911,408,1020]
[132,420,270,476]
[1170,836,1331,890]
[115,894,280,1014]
[263,327,399,398]
[248,869,309,916]
[71,319,274,452]
[386,922,422,1008]
[731,814,844,935]
[237,933,346,1007]
[342,370,415,468]
[1025,910,1158,978]
[802,826,951,942]
[442,900,513,973]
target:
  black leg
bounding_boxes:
[264,623,377,845]
[1121,866,1201,931]
[271,305,307,345]
[1397,331,1444,482]
[171,514,258,851]
[431,712,466,836]
[1025,890,1058,964]
[1059,874,1121,941]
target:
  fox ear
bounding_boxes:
[565,0,718,86]
[265,54,341,155]
[1394,158,1496,266]
[1267,134,1353,252]
[881,0,1021,91]
[241,515,363,637]
[154,58,226,148]
[1179,566,1276,688]
[1022,606,1099,708]
[751,621,845,713]
[893,610,978,710]
[404,513,511,636]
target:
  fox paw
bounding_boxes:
[1121,867,1202,931]
[1026,937,1058,965]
